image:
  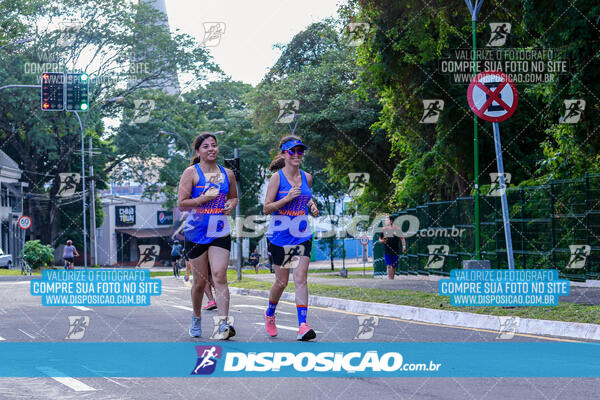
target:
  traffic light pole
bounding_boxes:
[74,111,88,268]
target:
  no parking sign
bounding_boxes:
[467,70,518,122]
[467,70,517,269]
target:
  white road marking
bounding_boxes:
[0,336,5,341]
[0,281,29,285]
[82,366,129,388]
[37,367,96,392]
[162,287,187,292]
[18,329,35,339]
[253,322,323,333]
[169,305,194,312]
[72,306,91,311]
[236,304,292,315]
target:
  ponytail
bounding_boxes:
[269,154,285,172]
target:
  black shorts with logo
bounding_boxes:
[185,235,231,260]
[267,239,312,266]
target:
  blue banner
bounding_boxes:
[440,269,570,306]
[1,342,599,377]
[30,269,161,306]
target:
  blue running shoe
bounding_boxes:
[189,315,202,337]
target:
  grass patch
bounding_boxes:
[0,269,40,276]
[312,274,374,279]
[228,276,600,325]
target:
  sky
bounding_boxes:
[164,0,344,86]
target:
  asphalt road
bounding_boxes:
[0,275,598,400]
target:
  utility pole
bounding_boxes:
[89,137,97,266]
[234,147,242,281]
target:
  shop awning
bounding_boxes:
[115,227,174,238]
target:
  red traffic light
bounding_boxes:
[42,102,50,109]
[42,73,49,81]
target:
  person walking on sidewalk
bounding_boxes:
[177,132,238,340]
[378,215,407,280]
[262,136,319,341]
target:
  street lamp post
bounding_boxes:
[465,0,484,261]
[0,37,34,51]
[159,130,193,159]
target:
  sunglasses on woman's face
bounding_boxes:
[285,149,305,156]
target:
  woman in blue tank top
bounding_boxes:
[263,136,320,341]
[177,132,238,340]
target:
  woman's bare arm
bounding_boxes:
[263,173,297,215]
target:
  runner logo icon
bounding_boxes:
[191,345,223,375]
[487,23,511,47]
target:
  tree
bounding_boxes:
[0,0,217,249]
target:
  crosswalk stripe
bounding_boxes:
[253,322,323,333]
[37,367,96,392]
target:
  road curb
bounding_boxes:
[229,287,600,341]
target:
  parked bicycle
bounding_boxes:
[20,257,31,276]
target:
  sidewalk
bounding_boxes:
[247,271,600,306]
[146,261,600,305]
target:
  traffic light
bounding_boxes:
[224,157,240,181]
[41,73,64,111]
[65,73,89,111]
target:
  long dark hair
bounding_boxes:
[190,132,217,166]
[269,135,302,172]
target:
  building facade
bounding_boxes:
[0,150,26,265]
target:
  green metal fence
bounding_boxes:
[374,174,600,280]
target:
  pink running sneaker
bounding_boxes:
[203,299,217,311]
[297,323,316,341]
[264,311,277,337]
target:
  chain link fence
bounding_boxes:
[374,174,600,280]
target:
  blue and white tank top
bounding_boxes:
[266,169,312,246]
[184,164,230,244]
